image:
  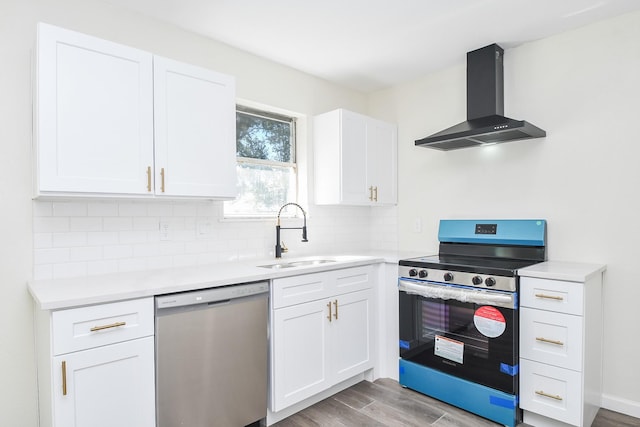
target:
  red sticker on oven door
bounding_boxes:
[474,306,506,338]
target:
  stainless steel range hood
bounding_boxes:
[415,44,545,151]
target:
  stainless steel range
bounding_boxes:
[398,219,546,427]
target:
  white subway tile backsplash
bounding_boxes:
[86,260,118,276]
[32,200,390,280]
[34,248,70,265]
[52,202,87,217]
[33,264,53,281]
[70,246,103,261]
[70,217,102,232]
[103,244,134,260]
[53,262,88,279]
[34,233,53,249]
[87,231,119,246]
[119,202,148,217]
[34,217,69,233]
[103,217,133,231]
[53,232,87,247]
[88,202,119,217]
[33,202,53,217]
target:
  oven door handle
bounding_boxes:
[398,279,516,309]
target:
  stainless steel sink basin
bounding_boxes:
[258,259,337,269]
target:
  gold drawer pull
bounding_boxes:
[327,302,332,322]
[61,361,67,396]
[373,186,378,202]
[535,293,564,301]
[160,167,166,193]
[535,390,563,401]
[90,321,126,332]
[368,186,374,201]
[333,299,338,320]
[536,337,564,346]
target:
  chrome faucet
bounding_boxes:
[275,203,308,258]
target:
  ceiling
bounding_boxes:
[101,0,640,93]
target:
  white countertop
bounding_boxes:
[28,251,417,311]
[518,261,606,282]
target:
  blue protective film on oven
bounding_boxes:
[490,395,517,409]
[438,219,546,246]
[399,340,410,349]
[500,363,518,376]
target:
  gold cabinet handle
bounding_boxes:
[535,390,563,401]
[90,321,126,332]
[327,302,332,322]
[535,293,564,301]
[368,186,374,201]
[373,186,378,202]
[333,299,338,320]
[61,361,67,396]
[146,166,152,192]
[160,167,165,193]
[536,337,564,346]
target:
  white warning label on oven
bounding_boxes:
[474,306,506,338]
[434,335,464,364]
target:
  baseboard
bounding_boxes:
[602,393,640,419]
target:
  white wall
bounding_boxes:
[370,10,640,416]
[1,0,392,425]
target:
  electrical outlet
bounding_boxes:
[159,221,170,241]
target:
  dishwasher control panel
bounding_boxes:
[155,281,269,310]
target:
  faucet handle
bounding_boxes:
[281,241,288,253]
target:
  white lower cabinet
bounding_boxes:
[52,338,155,427]
[270,266,375,412]
[518,262,605,427]
[36,298,155,427]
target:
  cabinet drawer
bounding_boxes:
[272,271,331,309]
[272,266,373,309]
[52,298,154,355]
[520,277,584,315]
[520,359,582,426]
[520,307,583,370]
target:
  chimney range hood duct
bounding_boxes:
[415,44,545,151]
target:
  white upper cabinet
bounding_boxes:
[35,23,237,199]
[36,23,154,196]
[153,56,236,198]
[313,109,397,206]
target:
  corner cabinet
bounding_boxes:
[35,298,155,427]
[35,23,236,199]
[313,109,397,205]
[269,265,375,412]
[518,262,606,427]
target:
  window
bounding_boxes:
[224,105,297,217]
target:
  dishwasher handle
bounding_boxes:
[156,281,269,311]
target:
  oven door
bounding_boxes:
[399,279,518,394]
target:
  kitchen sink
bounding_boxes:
[258,258,337,269]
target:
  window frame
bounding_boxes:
[224,104,299,219]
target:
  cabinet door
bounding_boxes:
[37,23,154,195]
[331,289,374,383]
[339,110,369,204]
[52,337,155,427]
[366,119,397,205]
[271,300,329,412]
[153,56,237,198]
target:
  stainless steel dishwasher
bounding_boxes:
[155,281,269,427]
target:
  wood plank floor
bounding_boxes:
[272,378,640,427]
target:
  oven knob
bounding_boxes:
[443,272,454,282]
[485,277,497,287]
[472,276,483,285]
[409,269,418,277]
[418,270,428,278]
